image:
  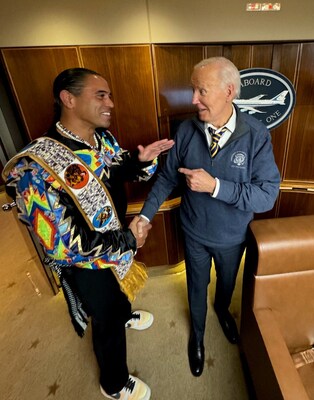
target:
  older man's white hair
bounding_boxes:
[194,57,241,99]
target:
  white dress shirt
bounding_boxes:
[205,106,237,197]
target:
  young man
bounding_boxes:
[3,68,174,399]
[139,57,280,377]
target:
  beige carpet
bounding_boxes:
[0,191,251,400]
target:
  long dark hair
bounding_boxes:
[53,67,101,122]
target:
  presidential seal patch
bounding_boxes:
[234,68,296,130]
[231,151,247,168]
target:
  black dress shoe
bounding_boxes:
[188,333,204,376]
[214,307,239,344]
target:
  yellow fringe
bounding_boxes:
[112,260,148,302]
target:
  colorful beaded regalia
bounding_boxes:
[3,129,158,334]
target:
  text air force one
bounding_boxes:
[233,90,288,114]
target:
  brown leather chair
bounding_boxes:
[240,215,314,400]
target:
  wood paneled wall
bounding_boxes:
[1,41,314,267]
[285,43,314,182]
[79,46,159,151]
[1,47,80,140]
[1,45,159,149]
[151,42,314,218]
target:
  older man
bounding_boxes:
[139,57,280,377]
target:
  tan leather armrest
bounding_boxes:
[249,215,314,275]
[254,308,310,400]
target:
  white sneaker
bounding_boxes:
[100,375,151,400]
[125,310,154,331]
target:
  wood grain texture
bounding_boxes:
[1,47,81,140]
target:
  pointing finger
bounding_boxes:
[178,167,193,176]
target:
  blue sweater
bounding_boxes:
[141,108,280,247]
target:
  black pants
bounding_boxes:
[70,267,132,394]
[184,234,246,341]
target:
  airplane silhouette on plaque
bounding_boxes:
[234,90,288,114]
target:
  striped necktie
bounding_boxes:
[210,127,226,158]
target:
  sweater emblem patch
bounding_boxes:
[231,151,247,168]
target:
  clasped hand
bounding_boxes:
[127,139,174,248]
[129,216,152,248]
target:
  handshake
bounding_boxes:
[129,216,152,249]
